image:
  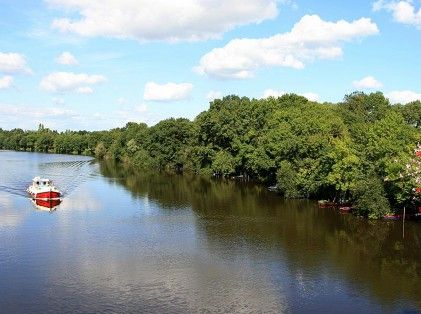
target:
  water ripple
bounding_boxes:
[0,151,96,198]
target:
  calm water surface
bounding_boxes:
[1,151,421,313]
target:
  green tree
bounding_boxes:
[276,160,301,198]
[95,142,107,159]
[211,150,236,176]
[400,100,421,128]
[354,174,390,219]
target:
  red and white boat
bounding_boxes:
[27,177,61,200]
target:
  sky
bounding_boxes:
[0,0,420,131]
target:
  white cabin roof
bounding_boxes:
[32,177,52,183]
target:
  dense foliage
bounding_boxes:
[1,92,420,218]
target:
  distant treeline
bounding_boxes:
[1,92,420,218]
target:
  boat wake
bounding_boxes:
[0,157,97,199]
[37,160,96,197]
[0,185,28,197]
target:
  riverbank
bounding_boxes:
[1,92,420,218]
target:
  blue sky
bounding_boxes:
[0,0,420,131]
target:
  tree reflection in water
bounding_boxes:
[100,161,421,309]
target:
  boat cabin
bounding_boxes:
[32,177,53,188]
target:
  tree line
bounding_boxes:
[1,92,420,218]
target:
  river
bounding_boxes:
[1,150,420,313]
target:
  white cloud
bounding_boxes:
[52,97,65,105]
[263,89,319,101]
[280,0,298,9]
[48,0,278,42]
[0,75,13,89]
[0,102,83,130]
[143,82,193,101]
[117,97,128,105]
[195,15,379,79]
[206,90,223,101]
[386,90,421,104]
[114,104,149,122]
[0,52,31,74]
[0,100,152,131]
[373,0,421,28]
[40,72,105,93]
[91,103,151,129]
[56,51,78,65]
[0,103,77,119]
[352,76,383,89]
[134,104,148,114]
[301,92,320,102]
[263,89,286,98]
[76,86,93,94]
[0,101,139,131]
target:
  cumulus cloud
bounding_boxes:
[263,89,319,101]
[301,92,320,102]
[373,0,421,28]
[195,15,379,79]
[0,103,77,119]
[143,82,193,101]
[56,51,78,65]
[0,75,13,89]
[0,52,31,74]
[90,103,152,130]
[40,72,105,93]
[113,104,149,122]
[52,97,65,105]
[263,89,286,98]
[352,76,383,89]
[77,86,93,94]
[0,102,82,130]
[47,0,278,42]
[117,97,128,106]
[386,90,421,104]
[0,101,152,131]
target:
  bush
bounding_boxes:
[94,142,106,159]
[353,175,390,219]
[276,161,302,198]
[132,148,156,170]
[211,150,235,176]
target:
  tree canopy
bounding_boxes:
[1,92,420,218]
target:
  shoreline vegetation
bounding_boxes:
[1,92,420,219]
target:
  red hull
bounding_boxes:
[35,198,61,209]
[383,214,413,220]
[339,206,353,213]
[33,191,61,199]
[318,202,338,208]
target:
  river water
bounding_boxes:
[1,150,421,313]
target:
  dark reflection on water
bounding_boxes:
[1,152,421,313]
[100,161,421,312]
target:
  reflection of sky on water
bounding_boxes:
[0,193,27,227]
[1,151,421,312]
[33,175,288,312]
